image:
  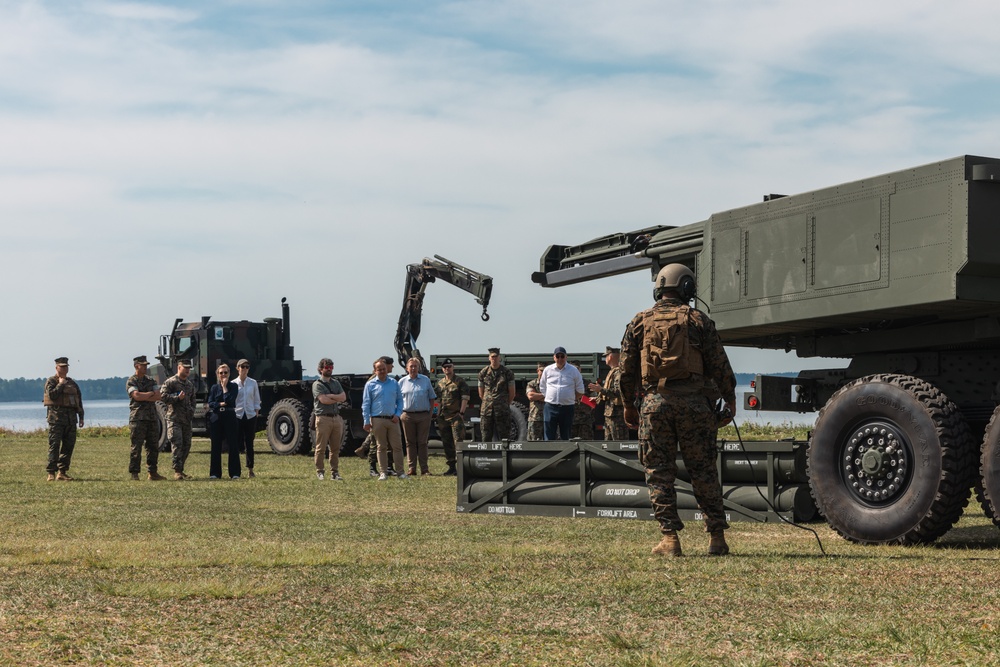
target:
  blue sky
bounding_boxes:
[3,0,1000,379]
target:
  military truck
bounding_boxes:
[529,154,1000,545]
[149,298,370,455]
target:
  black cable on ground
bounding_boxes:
[728,415,828,556]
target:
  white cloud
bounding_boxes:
[2,1,1000,380]
[86,1,197,23]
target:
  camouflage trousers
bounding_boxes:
[527,421,544,441]
[604,410,629,441]
[639,392,729,534]
[167,420,193,473]
[437,414,465,465]
[572,421,594,440]
[129,419,160,474]
[480,401,510,442]
[46,409,77,474]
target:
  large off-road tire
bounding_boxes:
[978,405,1000,528]
[266,398,312,455]
[807,374,976,545]
[510,402,529,441]
[974,480,996,522]
[155,402,170,452]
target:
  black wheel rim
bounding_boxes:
[840,420,911,506]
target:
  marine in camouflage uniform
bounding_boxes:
[591,347,628,441]
[127,355,164,480]
[435,358,469,476]
[525,363,546,441]
[571,398,594,439]
[160,361,197,479]
[620,264,736,556]
[43,357,84,480]
[477,348,515,442]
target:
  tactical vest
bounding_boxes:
[640,305,704,386]
[43,379,80,408]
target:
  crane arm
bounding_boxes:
[394,255,493,369]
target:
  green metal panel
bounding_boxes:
[747,214,808,299]
[813,198,881,289]
[711,227,742,304]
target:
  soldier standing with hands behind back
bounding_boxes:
[161,360,197,480]
[43,357,84,481]
[478,348,515,441]
[619,264,737,558]
[435,358,469,476]
[126,355,165,481]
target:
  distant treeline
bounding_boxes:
[0,372,779,402]
[0,377,130,403]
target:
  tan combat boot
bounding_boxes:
[652,531,683,557]
[55,471,74,481]
[354,442,370,458]
[708,531,730,556]
[148,471,166,481]
[174,472,185,481]
[47,473,56,482]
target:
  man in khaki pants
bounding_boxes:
[363,359,406,481]
[313,358,347,480]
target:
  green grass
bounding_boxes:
[1,430,999,666]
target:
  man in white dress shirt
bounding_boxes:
[538,346,585,441]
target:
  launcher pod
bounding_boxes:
[456,440,817,523]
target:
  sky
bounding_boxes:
[3,0,1000,380]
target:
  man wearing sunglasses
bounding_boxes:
[538,347,585,441]
[313,358,347,480]
[435,358,469,476]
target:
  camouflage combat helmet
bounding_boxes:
[654,264,696,300]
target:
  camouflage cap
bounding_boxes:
[133,355,150,365]
[488,347,500,355]
[178,360,193,368]
[55,357,69,366]
[605,346,620,355]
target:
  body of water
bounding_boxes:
[0,386,815,431]
[0,400,130,431]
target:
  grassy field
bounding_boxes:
[2,428,1000,666]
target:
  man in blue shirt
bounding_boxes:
[539,346,585,441]
[399,357,437,475]
[362,358,407,481]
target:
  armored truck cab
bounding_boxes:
[532,155,1000,545]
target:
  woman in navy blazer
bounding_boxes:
[207,364,241,479]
